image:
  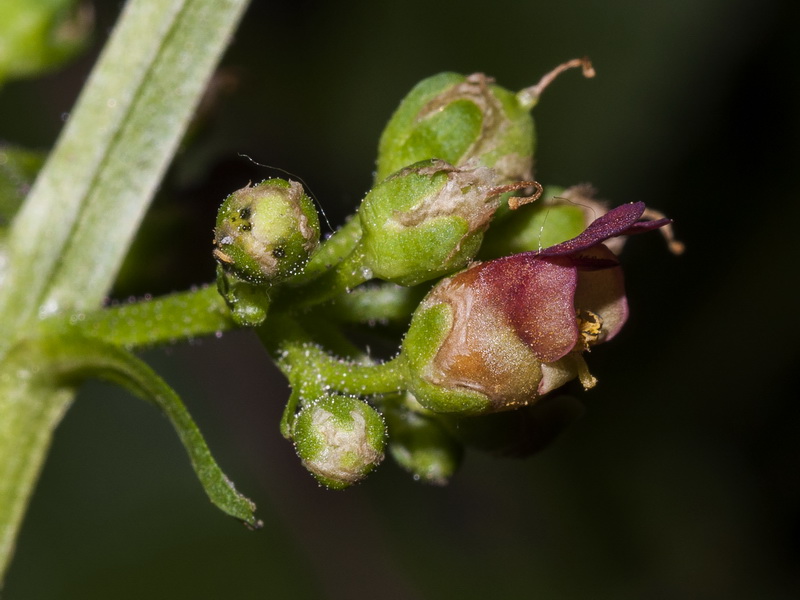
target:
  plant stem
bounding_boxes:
[0,371,72,583]
[298,215,363,282]
[40,285,235,349]
[258,315,405,437]
[274,243,371,311]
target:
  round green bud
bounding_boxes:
[384,396,463,485]
[292,395,386,490]
[213,179,320,285]
[375,60,595,185]
[359,159,515,286]
[375,73,535,184]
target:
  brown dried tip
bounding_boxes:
[641,207,686,255]
[492,181,543,210]
[517,57,596,109]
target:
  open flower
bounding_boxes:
[401,201,670,415]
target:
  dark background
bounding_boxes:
[2,0,798,598]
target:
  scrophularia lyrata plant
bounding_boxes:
[0,0,683,584]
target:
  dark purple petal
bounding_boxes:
[622,217,672,236]
[535,202,647,257]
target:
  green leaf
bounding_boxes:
[10,334,262,528]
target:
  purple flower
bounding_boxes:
[402,202,671,414]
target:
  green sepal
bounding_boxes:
[17,333,261,528]
[360,159,500,286]
[214,179,320,285]
[376,73,466,181]
[216,264,270,327]
[400,303,491,415]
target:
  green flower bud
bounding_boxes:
[359,159,534,286]
[213,179,320,285]
[384,395,463,485]
[375,59,594,184]
[376,73,534,184]
[292,395,386,490]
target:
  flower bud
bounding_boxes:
[213,179,320,285]
[292,395,386,490]
[384,395,463,485]
[360,159,532,286]
[375,59,594,184]
[376,73,534,184]
[401,202,671,415]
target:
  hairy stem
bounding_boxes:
[41,285,235,349]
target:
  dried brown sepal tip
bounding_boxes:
[517,57,596,110]
[502,181,543,210]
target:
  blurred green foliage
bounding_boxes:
[0,0,91,84]
[1,0,798,598]
[0,144,44,234]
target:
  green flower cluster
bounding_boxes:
[210,58,677,489]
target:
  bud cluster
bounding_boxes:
[211,60,678,488]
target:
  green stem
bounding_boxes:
[274,242,371,312]
[40,285,235,349]
[258,315,406,437]
[0,371,73,584]
[298,214,363,282]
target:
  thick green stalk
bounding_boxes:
[41,286,235,349]
[0,0,249,583]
